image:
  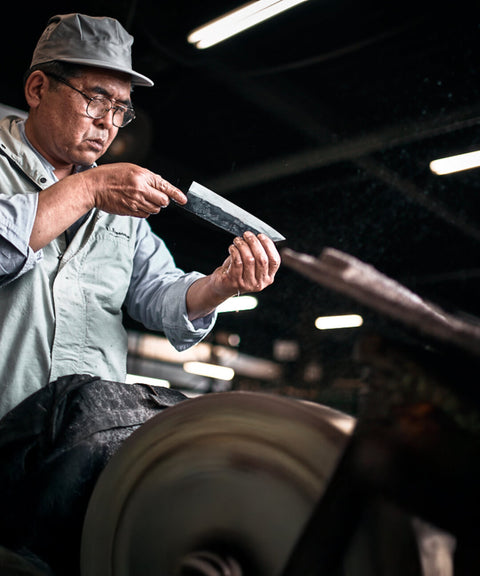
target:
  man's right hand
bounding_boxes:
[81,163,187,217]
[30,163,187,252]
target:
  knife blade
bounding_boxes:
[179,181,286,243]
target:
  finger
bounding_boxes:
[228,243,244,276]
[129,181,174,213]
[243,230,281,275]
[150,173,187,205]
[132,208,152,219]
[124,194,165,215]
[233,235,257,286]
[256,233,281,275]
[228,244,252,295]
[241,231,269,282]
[220,253,232,275]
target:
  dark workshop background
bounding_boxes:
[2,0,480,409]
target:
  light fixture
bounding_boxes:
[430,150,480,175]
[315,314,364,330]
[216,295,258,313]
[125,373,170,387]
[187,0,310,49]
[183,361,235,381]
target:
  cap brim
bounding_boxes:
[43,56,154,87]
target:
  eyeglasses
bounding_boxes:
[45,72,136,128]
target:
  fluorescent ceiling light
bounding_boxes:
[216,295,258,313]
[430,150,480,175]
[183,361,235,381]
[315,314,364,330]
[188,0,310,49]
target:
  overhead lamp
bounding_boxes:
[183,361,235,381]
[187,0,310,49]
[216,295,258,313]
[430,150,480,175]
[315,314,364,330]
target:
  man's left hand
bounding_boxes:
[186,232,281,321]
[214,231,281,297]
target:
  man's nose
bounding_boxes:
[95,109,116,129]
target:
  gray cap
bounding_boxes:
[30,13,153,87]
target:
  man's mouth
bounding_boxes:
[86,138,106,152]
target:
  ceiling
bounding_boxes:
[3,1,480,408]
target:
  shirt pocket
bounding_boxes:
[79,224,135,314]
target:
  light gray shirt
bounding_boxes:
[0,116,216,417]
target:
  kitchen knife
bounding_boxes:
[179,181,286,243]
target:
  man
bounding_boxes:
[0,13,281,419]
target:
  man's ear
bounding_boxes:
[24,71,49,108]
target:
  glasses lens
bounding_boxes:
[113,107,136,128]
[86,97,109,119]
[86,97,135,128]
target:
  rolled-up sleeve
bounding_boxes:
[125,219,217,351]
[0,193,42,285]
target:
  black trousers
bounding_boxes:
[0,374,186,576]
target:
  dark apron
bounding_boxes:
[0,373,186,576]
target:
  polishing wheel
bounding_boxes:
[80,391,415,575]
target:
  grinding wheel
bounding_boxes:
[80,391,408,576]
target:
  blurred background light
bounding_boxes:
[183,361,235,380]
[216,295,258,312]
[430,150,480,175]
[315,314,364,330]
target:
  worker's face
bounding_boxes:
[27,68,133,169]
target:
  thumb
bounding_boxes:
[220,254,232,275]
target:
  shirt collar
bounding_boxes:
[17,119,95,182]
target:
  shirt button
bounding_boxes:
[39,177,47,184]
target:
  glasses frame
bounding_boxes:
[45,72,136,128]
